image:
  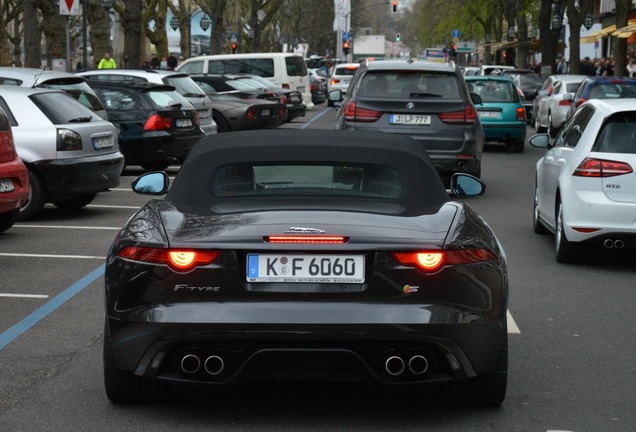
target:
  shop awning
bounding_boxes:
[612,21,636,38]
[580,24,617,43]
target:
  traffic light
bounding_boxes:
[343,41,350,55]
[396,33,401,42]
[231,42,237,54]
[450,44,456,57]
[391,0,397,13]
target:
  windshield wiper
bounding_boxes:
[409,92,442,98]
[68,116,92,123]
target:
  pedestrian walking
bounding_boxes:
[97,52,117,69]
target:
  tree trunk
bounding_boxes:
[615,0,631,77]
[88,2,114,69]
[539,0,566,74]
[23,0,40,67]
[118,0,144,68]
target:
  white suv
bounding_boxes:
[77,69,217,135]
[327,63,360,107]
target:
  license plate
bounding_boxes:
[389,114,432,125]
[478,110,502,119]
[258,108,271,117]
[175,118,193,128]
[92,135,114,150]
[247,254,365,283]
[0,178,14,193]
[297,86,305,92]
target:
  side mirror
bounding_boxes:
[132,172,170,195]
[528,133,552,149]
[449,174,485,197]
[563,93,573,101]
[328,89,343,102]
[470,92,482,105]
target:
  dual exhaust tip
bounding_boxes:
[603,238,625,249]
[385,354,429,376]
[180,354,224,376]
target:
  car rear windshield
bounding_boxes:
[162,76,207,97]
[593,113,636,154]
[359,71,460,98]
[468,80,517,102]
[285,56,308,77]
[566,82,582,92]
[30,92,99,125]
[210,163,402,199]
[588,83,636,99]
[38,80,105,112]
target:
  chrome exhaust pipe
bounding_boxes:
[385,355,405,376]
[614,239,625,249]
[457,160,467,170]
[180,354,201,374]
[603,239,615,249]
[204,355,225,376]
[408,355,429,375]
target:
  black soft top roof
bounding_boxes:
[168,129,450,212]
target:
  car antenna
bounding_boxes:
[33,66,46,88]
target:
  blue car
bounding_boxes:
[466,76,527,153]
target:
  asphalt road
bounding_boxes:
[0,105,634,431]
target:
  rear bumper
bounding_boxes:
[32,152,123,199]
[286,103,307,121]
[107,302,506,388]
[0,157,29,213]
[120,132,203,164]
[481,123,526,141]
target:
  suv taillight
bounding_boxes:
[0,130,17,163]
[144,114,172,131]
[57,129,83,151]
[439,106,476,124]
[343,102,382,122]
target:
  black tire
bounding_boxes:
[533,181,549,234]
[213,112,230,133]
[327,99,334,107]
[103,321,169,404]
[140,161,171,171]
[534,114,546,133]
[443,325,508,407]
[17,169,46,221]
[52,193,97,210]
[555,200,581,263]
[0,208,19,233]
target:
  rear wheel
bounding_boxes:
[213,113,230,133]
[534,113,546,133]
[555,200,581,263]
[103,321,170,404]
[52,193,96,210]
[18,169,46,221]
[140,161,171,171]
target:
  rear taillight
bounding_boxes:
[392,249,496,273]
[57,129,83,151]
[280,95,289,104]
[439,106,476,124]
[573,157,633,177]
[144,114,172,131]
[330,78,341,85]
[343,102,382,122]
[266,235,346,244]
[282,83,290,89]
[117,246,220,272]
[245,107,256,121]
[575,97,587,107]
[0,130,17,163]
[516,107,525,121]
[310,83,317,91]
[558,99,571,106]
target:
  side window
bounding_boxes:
[552,82,562,95]
[99,89,138,111]
[179,60,203,74]
[561,106,594,148]
[593,112,636,154]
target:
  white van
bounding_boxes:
[176,53,314,109]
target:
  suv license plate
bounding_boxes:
[92,136,114,150]
[389,114,432,125]
[0,178,15,193]
[247,254,365,283]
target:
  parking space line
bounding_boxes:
[0,293,49,299]
[507,311,520,334]
[0,265,105,351]
[87,204,140,209]
[0,253,105,259]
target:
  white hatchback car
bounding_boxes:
[327,63,360,106]
[534,75,587,137]
[530,98,636,263]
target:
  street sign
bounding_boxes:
[451,29,461,38]
[455,41,476,53]
[59,0,80,16]
[343,31,351,41]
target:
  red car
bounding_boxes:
[0,107,29,233]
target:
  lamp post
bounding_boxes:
[583,12,594,31]
[551,6,563,30]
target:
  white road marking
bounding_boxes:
[507,311,520,334]
[13,224,121,230]
[86,204,140,209]
[0,293,49,299]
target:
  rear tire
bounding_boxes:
[52,193,96,210]
[213,113,230,133]
[103,322,170,404]
[18,169,46,221]
[533,182,549,234]
[555,200,581,263]
[140,161,171,171]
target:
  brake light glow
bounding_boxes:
[117,246,220,271]
[245,107,256,121]
[439,106,476,124]
[343,102,382,122]
[266,235,346,244]
[558,99,572,106]
[144,114,172,131]
[516,107,525,121]
[575,97,587,107]
[330,78,341,85]
[392,249,496,272]
[573,157,633,177]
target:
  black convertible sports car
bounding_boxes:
[104,129,509,405]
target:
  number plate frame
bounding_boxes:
[246,253,365,283]
[175,118,193,128]
[0,178,14,193]
[92,136,114,150]
[389,114,432,125]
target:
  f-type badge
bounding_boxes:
[406,102,415,110]
[285,227,326,234]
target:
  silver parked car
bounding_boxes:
[0,67,108,120]
[534,75,587,137]
[0,87,124,220]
